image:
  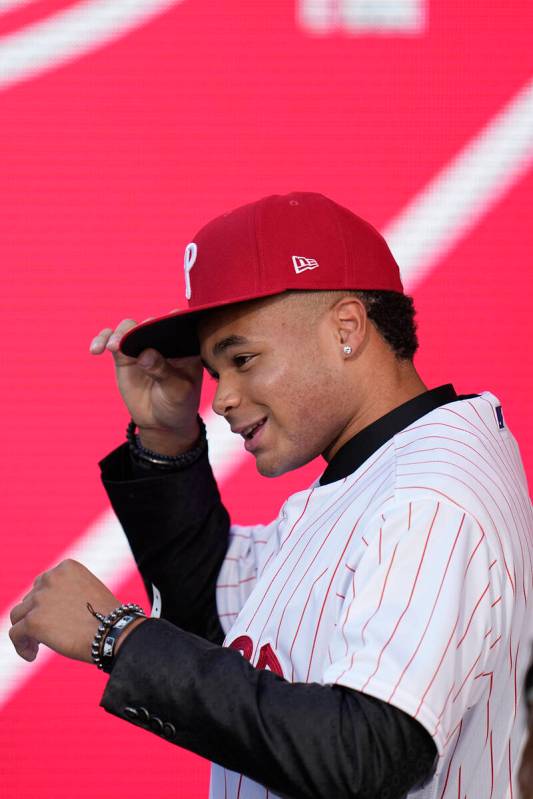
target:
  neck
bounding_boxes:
[323,360,427,462]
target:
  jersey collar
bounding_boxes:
[319,384,471,486]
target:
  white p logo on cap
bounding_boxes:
[184,242,198,300]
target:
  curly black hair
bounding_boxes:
[354,290,419,360]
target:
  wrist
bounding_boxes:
[137,422,200,456]
[126,416,207,471]
[114,616,147,655]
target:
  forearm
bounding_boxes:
[100,443,229,643]
[101,619,437,799]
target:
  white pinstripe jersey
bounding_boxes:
[212,391,533,799]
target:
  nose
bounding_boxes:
[212,377,241,417]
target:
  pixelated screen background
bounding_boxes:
[1,1,532,796]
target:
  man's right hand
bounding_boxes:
[90,319,204,455]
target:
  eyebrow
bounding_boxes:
[201,334,250,373]
[213,335,250,357]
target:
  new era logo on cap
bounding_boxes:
[292,255,319,274]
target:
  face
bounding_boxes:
[198,294,355,477]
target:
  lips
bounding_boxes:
[242,418,267,440]
[232,417,268,439]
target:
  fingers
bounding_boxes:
[136,348,174,382]
[9,597,40,662]
[9,618,40,662]
[89,319,138,355]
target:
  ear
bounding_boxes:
[331,295,368,354]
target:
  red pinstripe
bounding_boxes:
[489,730,494,798]
[455,582,490,649]
[271,469,394,664]
[397,482,515,595]
[279,488,315,551]
[452,652,482,704]
[236,773,243,798]
[267,509,349,649]
[485,672,494,746]
[333,649,357,686]
[464,531,485,574]
[388,512,466,703]
[433,679,456,738]
[508,739,514,799]
[447,402,532,531]
[398,449,530,604]
[303,472,395,679]
[360,542,400,646]
[288,568,328,681]
[414,530,486,717]
[513,640,520,719]
[245,452,393,631]
[359,503,441,693]
[457,766,461,798]
[396,433,533,575]
[305,521,365,681]
[489,634,502,650]
[438,720,463,799]
[490,595,501,608]
[398,441,531,575]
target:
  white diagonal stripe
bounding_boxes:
[2,75,533,709]
[0,0,184,91]
[0,0,37,15]
[387,76,533,286]
[0,412,246,709]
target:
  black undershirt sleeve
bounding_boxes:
[99,442,229,644]
[101,619,437,799]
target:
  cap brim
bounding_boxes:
[120,307,202,358]
[119,290,286,358]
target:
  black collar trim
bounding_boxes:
[319,384,476,486]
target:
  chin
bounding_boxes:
[254,449,312,478]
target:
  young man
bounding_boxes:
[9,193,533,798]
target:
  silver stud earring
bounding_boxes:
[343,345,352,356]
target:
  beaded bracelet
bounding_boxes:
[87,602,146,671]
[126,415,207,470]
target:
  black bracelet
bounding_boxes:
[126,415,207,470]
[100,613,145,673]
[88,602,146,671]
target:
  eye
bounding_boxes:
[233,354,254,369]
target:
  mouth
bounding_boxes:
[240,417,267,452]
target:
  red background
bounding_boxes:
[1,1,532,796]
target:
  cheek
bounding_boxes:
[270,358,344,436]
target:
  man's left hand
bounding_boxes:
[9,559,121,663]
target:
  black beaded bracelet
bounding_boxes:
[126,415,207,470]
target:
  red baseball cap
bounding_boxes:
[120,191,404,358]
